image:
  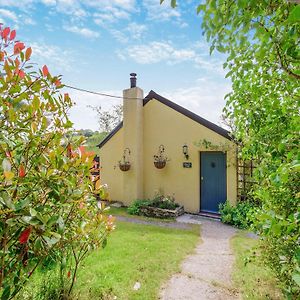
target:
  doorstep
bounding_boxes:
[198,211,221,220]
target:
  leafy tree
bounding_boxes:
[89,104,122,133]
[161,0,299,297]
[0,26,114,299]
[76,129,95,137]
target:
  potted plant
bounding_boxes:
[119,148,131,171]
[154,145,169,169]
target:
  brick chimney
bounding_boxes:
[122,73,144,204]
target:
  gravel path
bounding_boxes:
[160,217,240,300]
[116,215,192,230]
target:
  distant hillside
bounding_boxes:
[72,130,108,154]
[85,131,107,154]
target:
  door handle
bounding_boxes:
[201,176,204,181]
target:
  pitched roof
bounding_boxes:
[97,90,231,148]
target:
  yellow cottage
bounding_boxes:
[97,74,237,215]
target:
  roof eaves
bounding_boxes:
[97,90,232,148]
[97,121,123,148]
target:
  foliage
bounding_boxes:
[161,0,300,296]
[151,192,178,210]
[128,192,179,216]
[194,139,232,152]
[88,104,122,133]
[127,199,152,215]
[84,131,107,153]
[153,144,169,163]
[0,26,114,299]
[219,200,258,229]
[75,129,95,138]
[231,232,283,299]
[15,267,62,300]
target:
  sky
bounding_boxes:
[0,0,231,131]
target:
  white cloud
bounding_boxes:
[143,0,181,21]
[163,78,231,127]
[85,0,136,12]
[110,29,128,43]
[0,0,34,10]
[45,23,55,31]
[41,0,56,5]
[57,0,88,18]
[117,41,223,73]
[24,17,36,25]
[118,41,179,64]
[0,8,36,29]
[29,41,74,73]
[0,9,18,22]
[39,0,136,23]
[109,22,147,43]
[127,22,147,40]
[93,7,130,27]
[63,25,100,38]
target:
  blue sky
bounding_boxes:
[0,0,231,130]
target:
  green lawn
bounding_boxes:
[231,231,283,300]
[18,215,200,300]
[74,221,199,299]
[17,212,285,300]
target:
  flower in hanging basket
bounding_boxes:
[153,145,169,169]
[119,161,130,171]
[119,148,131,171]
[154,159,166,169]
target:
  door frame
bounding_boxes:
[199,151,227,214]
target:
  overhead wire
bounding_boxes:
[30,73,144,100]
[63,83,145,101]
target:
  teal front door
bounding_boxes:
[200,152,227,214]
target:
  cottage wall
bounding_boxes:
[99,95,237,213]
[100,128,124,202]
[143,99,237,212]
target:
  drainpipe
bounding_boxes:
[122,73,144,205]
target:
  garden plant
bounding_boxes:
[128,192,180,217]
[0,26,114,299]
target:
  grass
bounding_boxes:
[74,221,200,299]
[18,218,199,300]
[231,231,283,300]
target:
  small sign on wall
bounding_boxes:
[183,162,192,168]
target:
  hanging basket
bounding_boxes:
[154,160,166,169]
[119,163,130,172]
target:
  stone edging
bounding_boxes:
[139,205,184,218]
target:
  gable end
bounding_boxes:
[144,90,231,140]
[97,90,232,148]
[97,121,123,148]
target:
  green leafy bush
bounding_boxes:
[127,199,152,215]
[128,193,179,216]
[0,26,114,299]
[219,200,258,229]
[151,194,178,210]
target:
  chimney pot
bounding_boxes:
[130,73,137,88]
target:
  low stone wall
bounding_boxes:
[139,205,184,218]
